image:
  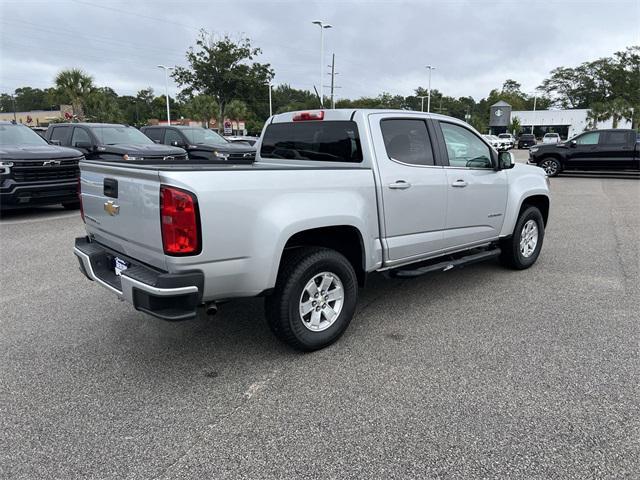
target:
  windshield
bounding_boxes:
[521,134,535,139]
[0,124,48,146]
[545,133,559,137]
[181,128,229,146]
[498,134,510,138]
[91,126,153,145]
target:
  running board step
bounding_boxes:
[391,248,501,278]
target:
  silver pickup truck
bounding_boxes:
[74,109,550,351]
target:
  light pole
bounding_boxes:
[425,65,435,113]
[267,82,273,117]
[531,95,537,134]
[312,20,332,108]
[417,95,428,112]
[157,65,174,125]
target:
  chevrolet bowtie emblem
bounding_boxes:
[103,200,120,216]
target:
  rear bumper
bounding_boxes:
[0,179,77,207]
[74,236,204,321]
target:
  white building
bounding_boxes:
[510,109,632,138]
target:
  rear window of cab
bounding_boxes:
[260,121,363,163]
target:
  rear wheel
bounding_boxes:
[265,247,358,351]
[500,206,545,270]
[540,157,561,177]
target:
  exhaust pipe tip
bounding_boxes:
[205,302,218,316]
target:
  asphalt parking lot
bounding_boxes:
[1,151,639,479]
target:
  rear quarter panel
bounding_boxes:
[160,167,381,300]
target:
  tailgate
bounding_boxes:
[80,162,166,270]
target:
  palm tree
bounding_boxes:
[54,69,94,120]
[184,94,218,128]
[225,100,249,135]
[587,98,633,129]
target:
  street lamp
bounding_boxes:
[531,94,537,134]
[157,65,174,124]
[312,20,332,108]
[267,82,273,117]
[425,65,436,113]
[417,95,428,112]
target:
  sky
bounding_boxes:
[1,0,638,102]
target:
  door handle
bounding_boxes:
[389,180,411,190]
[451,179,468,188]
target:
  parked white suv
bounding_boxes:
[74,109,551,351]
[498,133,516,149]
[542,133,561,144]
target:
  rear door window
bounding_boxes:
[380,119,435,166]
[603,131,629,145]
[260,121,362,162]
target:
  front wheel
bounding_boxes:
[500,206,545,270]
[540,157,561,177]
[265,247,358,351]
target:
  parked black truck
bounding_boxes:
[141,125,255,163]
[0,122,84,209]
[528,129,639,176]
[45,123,188,162]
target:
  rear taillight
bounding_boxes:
[78,175,85,223]
[293,111,324,121]
[160,185,200,255]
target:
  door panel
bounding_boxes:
[444,168,508,246]
[369,114,447,262]
[437,121,508,247]
[566,131,601,169]
[598,131,636,169]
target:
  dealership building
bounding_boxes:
[489,101,631,138]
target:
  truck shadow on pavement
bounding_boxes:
[106,261,507,372]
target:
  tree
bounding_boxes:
[508,116,522,135]
[184,94,218,127]
[85,87,122,123]
[225,99,249,134]
[501,79,522,95]
[13,87,48,111]
[54,68,94,120]
[173,31,274,131]
[588,98,634,129]
[0,93,14,112]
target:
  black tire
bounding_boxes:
[62,201,80,210]
[539,157,561,177]
[500,206,545,270]
[265,247,358,351]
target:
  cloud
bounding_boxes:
[0,0,637,101]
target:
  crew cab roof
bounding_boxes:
[142,125,202,130]
[270,108,462,124]
[48,122,132,128]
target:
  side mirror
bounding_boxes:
[570,140,577,148]
[50,139,61,146]
[74,141,94,150]
[498,151,515,169]
[170,140,185,148]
